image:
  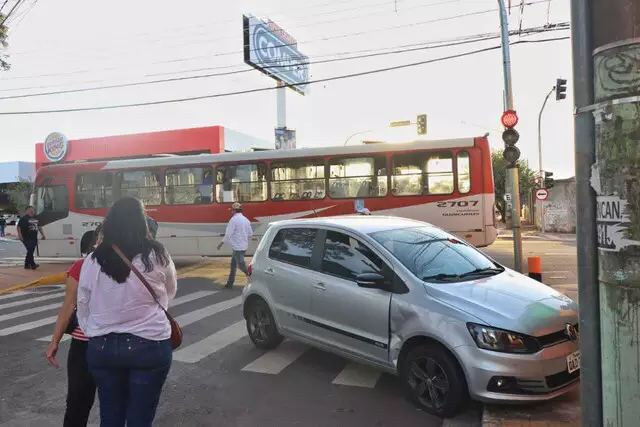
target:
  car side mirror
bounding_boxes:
[356,272,387,290]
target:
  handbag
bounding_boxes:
[111,244,183,350]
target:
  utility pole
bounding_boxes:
[538,86,553,233]
[573,0,640,425]
[497,0,523,272]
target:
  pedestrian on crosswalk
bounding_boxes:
[45,225,103,427]
[77,196,177,427]
[217,202,253,289]
[17,206,46,270]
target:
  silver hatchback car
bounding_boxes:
[241,216,579,417]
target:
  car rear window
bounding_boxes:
[268,228,317,269]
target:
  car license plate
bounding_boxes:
[567,351,580,374]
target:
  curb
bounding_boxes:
[0,271,68,295]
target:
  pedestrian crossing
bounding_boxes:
[1,286,386,390]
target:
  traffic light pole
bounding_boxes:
[497,0,523,272]
[537,87,554,233]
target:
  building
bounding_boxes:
[35,126,272,170]
[0,161,36,212]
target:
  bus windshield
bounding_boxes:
[35,186,69,215]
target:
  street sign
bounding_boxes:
[536,188,549,200]
[503,193,512,202]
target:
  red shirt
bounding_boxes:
[67,259,88,341]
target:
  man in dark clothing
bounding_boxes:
[17,206,46,270]
[0,216,6,237]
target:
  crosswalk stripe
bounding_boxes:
[173,320,246,363]
[1,290,218,337]
[34,291,219,342]
[0,288,61,302]
[0,302,61,322]
[332,362,382,388]
[241,340,308,375]
[173,296,242,326]
[0,292,64,310]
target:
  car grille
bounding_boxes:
[537,323,579,348]
[546,369,580,389]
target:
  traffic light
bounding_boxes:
[544,171,554,189]
[417,114,427,135]
[555,78,567,100]
[501,110,520,166]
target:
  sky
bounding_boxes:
[0,0,574,178]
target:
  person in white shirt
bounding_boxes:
[217,202,253,289]
[77,196,177,427]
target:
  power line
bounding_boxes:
[0,0,24,26]
[0,0,9,14]
[0,0,553,82]
[0,36,570,116]
[0,24,569,99]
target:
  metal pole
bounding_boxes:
[497,0,523,272]
[570,0,602,424]
[538,87,554,233]
[276,81,286,129]
[343,130,372,146]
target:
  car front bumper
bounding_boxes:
[455,340,580,403]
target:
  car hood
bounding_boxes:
[425,269,578,337]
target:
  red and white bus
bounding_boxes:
[32,136,497,257]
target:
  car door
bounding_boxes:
[309,228,393,366]
[261,226,322,339]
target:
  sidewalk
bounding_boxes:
[481,282,580,426]
[496,228,576,243]
[0,263,72,293]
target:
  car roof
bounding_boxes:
[269,215,432,235]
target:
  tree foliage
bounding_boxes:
[0,13,11,70]
[491,149,537,220]
[1,178,33,212]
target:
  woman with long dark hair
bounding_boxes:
[77,197,177,426]
[45,225,102,427]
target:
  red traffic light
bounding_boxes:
[501,110,518,128]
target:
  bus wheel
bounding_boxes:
[79,231,96,255]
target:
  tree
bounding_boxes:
[0,11,12,70]
[491,149,537,222]
[1,178,33,212]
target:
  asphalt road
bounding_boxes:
[0,238,25,262]
[0,237,576,427]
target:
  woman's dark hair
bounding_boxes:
[92,197,169,283]
[80,223,103,255]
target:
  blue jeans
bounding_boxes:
[87,333,172,427]
[226,250,248,288]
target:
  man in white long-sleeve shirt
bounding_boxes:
[217,202,253,288]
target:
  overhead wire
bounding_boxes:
[0,36,571,116]
[0,0,23,26]
[0,0,555,82]
[0,24,570,100]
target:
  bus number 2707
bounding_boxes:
[437,201,480,208]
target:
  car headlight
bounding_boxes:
[467,323,540,354]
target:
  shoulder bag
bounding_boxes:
[111,244,183,350]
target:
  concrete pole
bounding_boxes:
[570,0,602,425]
[277,80,286,129]
[497,0,523,272]
[577,0,640,424]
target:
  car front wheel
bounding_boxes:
[400,343,469,418]
[245,298,283,350]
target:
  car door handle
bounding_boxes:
[313,283,326,291]
[264,267,275,275]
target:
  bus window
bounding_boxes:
[457,151,471,194]
[215,163,267,203]
[165,167,213,205]
[271,159,325,201]
[75,173,113,209]
[35,186,69,215]
[426,153,454,194]
[117,170,162,206]
[328,156,387,199]
[391,152,454,196]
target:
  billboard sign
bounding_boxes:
[243,14,309,95]
[275,128,296,150]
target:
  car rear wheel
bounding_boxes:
[246,299,283,350]
[400,343,468,418]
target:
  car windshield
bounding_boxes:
[369,226,503,283]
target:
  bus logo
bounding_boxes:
[44,132,69,162]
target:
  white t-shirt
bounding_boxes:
[77,251,177,341]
